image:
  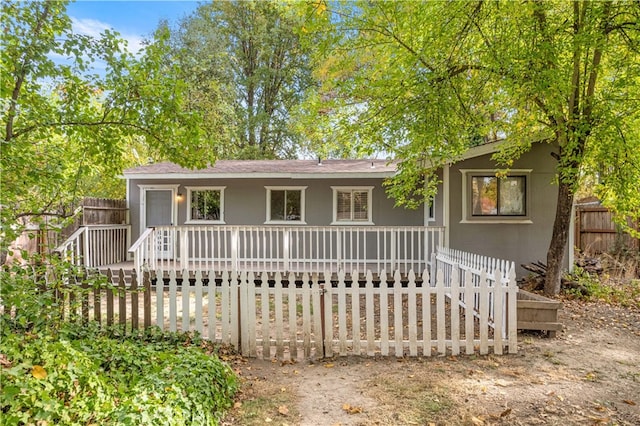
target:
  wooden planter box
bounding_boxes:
[517,290,563,337]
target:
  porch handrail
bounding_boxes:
[54,226,87,265]
[55,224,130,268]
[128,227,155,274]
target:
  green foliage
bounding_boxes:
[0,257,238,426]
[1,0,211,244]
[1,331,238,425]
[563,267,640,308]
[161,0,314,159]
[301,1,640,293]
[0,255,111,335]
[302,1,640,203]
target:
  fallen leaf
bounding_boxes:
[500,408,512,417]
[342,403,362,414]
[264,417,273,423]
[233,401,242,409]
[324,363,335,368]
[32,365,47,380]
[623,400,636,406]
[278,405,289,416]
[0,354,11,368]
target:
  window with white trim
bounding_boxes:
[331,186,373,224]
[460,169,532,223]
[186,187,225,223]
[265,187,306,223]
[472,176,526,216]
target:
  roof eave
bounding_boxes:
[122,171,396,180]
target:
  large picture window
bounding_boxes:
[461,169,531,223]
[265,187,306,223]
[331,187,373,224]
[186,187,225,223]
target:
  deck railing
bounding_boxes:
[55,225,131,268]
[128,225,445,275]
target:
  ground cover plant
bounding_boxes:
[0,258,238,426]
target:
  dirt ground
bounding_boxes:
[222,299,640,425]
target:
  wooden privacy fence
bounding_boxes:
[575,206,639,254]
[44,264,518,359]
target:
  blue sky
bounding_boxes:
[67,1,201,52]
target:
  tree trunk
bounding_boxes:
[544,180,575,295]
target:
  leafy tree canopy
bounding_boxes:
[1,0,211,244]
[302,0,640,294]
[160,0,315,159]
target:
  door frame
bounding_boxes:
[138,184,179,234]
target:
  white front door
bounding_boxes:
[145,189,174,259]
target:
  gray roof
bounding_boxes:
[124,159,396,178]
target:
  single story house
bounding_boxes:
[122,140,571,276]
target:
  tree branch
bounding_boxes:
[4,1,53,143]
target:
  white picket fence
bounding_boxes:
[434,247,518,344]
[147,264,518,359]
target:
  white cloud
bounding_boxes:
[71,17,110,38]
[71,17,145,54]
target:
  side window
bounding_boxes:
[186,187,225,223]
[331,187,374,225]
[265,187,306,223]
[471,176,526,216]
[461,170,532,223]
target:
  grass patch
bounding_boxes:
[368,375,456,424]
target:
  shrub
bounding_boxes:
[1,256,238,425]
[1,329,238,425]
[563,266,640,308]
